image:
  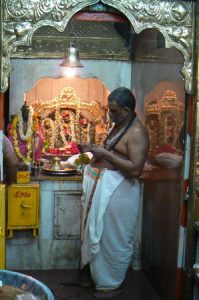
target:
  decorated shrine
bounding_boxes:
[31,86,109,157]
[0,1,198,300]
[145,89,184,159]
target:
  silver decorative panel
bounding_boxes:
[0,0,195,93]
[102,0,194,94]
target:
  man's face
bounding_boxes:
[108,100,126,125]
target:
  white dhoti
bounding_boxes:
[81,164,140,290]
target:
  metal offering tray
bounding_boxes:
[41,165,77,176]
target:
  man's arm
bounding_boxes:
[3,135,18,184]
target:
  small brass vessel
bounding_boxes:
[51,157,62,171]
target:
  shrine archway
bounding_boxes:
[0,1,197,299]
[1,0,194,94]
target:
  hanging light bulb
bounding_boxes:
[59,42,83,68]
[62,66,76,77]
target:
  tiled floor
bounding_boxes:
[20,268,160,300]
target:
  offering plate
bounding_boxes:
[41,156,78,175]
[41,165,77,176]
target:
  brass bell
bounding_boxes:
[59,43,83,68]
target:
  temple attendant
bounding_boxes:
[79,87,150,298]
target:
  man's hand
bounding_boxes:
[78,143,108,161]
[91,145,108,161]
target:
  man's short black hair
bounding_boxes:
[108,87,136,110]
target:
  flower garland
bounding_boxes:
[18,106,34,140]
[9,106,39,163]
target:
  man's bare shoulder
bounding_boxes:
[128,118,148,136]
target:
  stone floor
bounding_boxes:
[20,268,160,300]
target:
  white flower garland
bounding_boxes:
[18,105,34,141]
[9,107,39,163]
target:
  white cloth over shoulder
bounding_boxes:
[81,164,141,290]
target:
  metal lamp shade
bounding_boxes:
[59,45,83,68]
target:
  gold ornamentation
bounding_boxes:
[145,89,184,156]
[33,86,102,151]
[41,117,55,147]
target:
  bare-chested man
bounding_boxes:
[79,87,149,299]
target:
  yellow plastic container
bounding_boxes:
[0,184,5,268]
[7,184,39,238]
[16,171,30,184]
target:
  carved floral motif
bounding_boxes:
[102,0,193,93]
[6,0,30,18]
[6,0,89,21]
[0,0,195,93]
